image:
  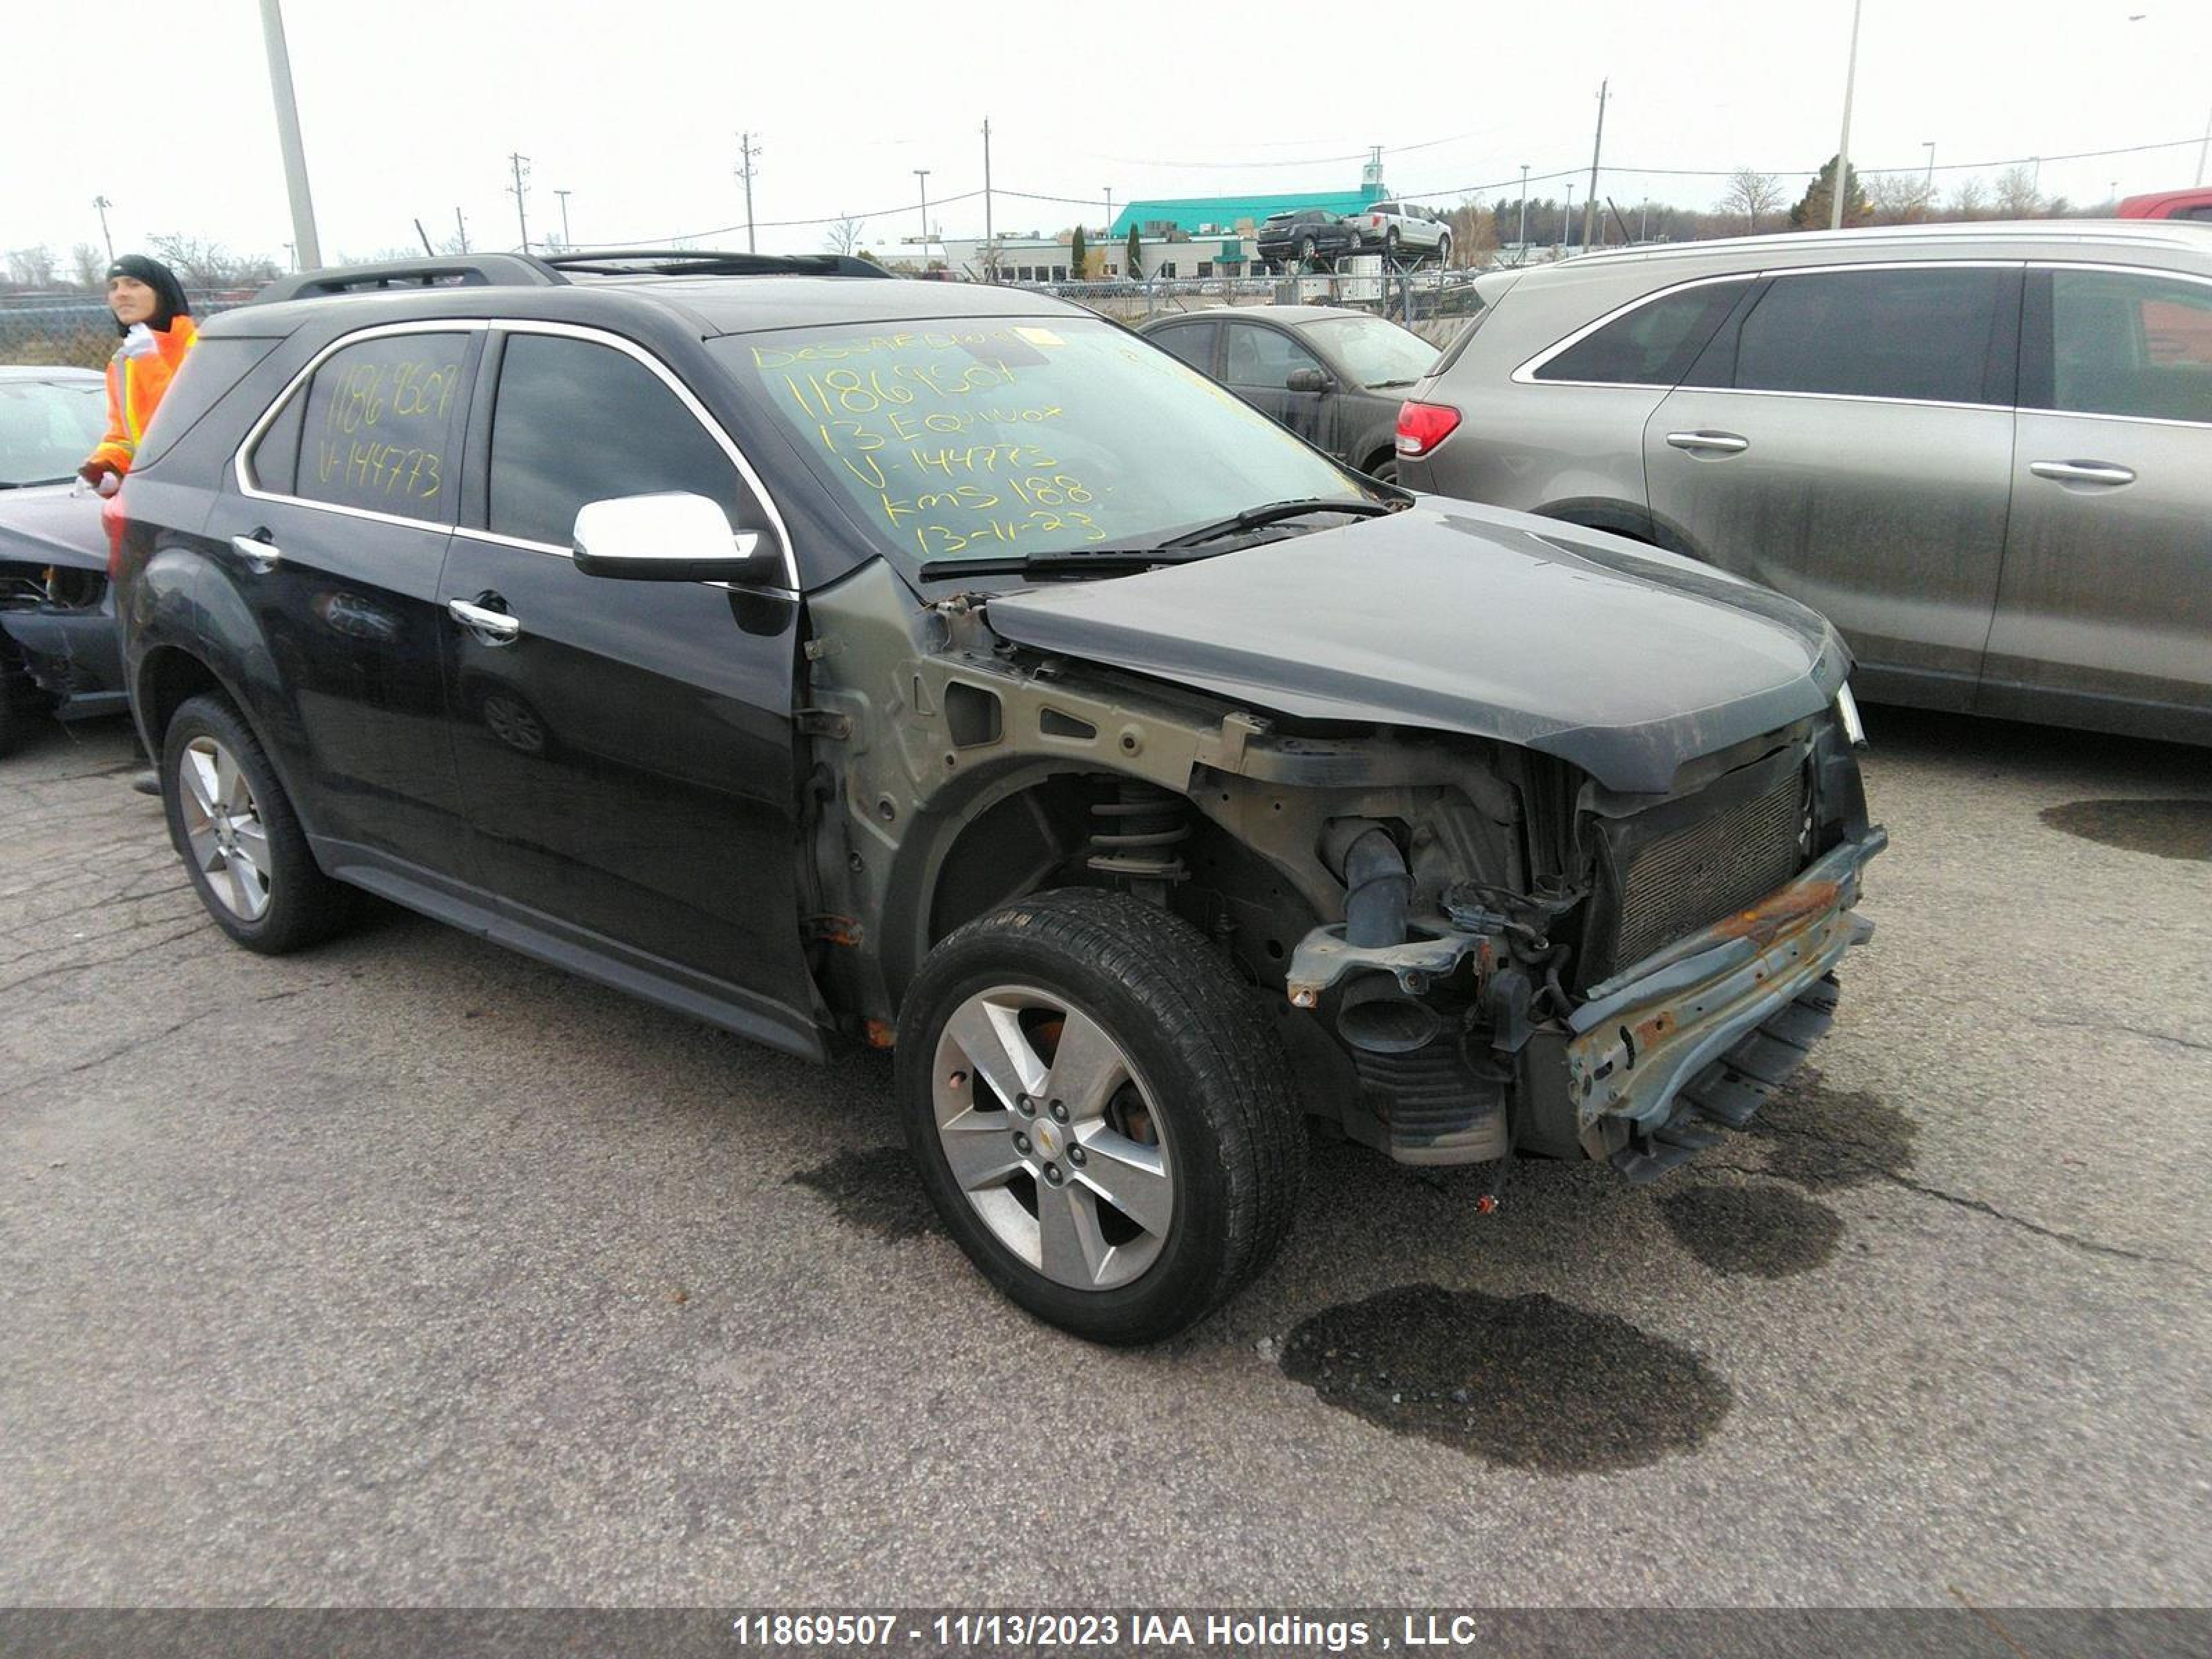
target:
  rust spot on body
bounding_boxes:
[1712,879,1840,946]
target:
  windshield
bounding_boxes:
[721,315,1371,567]
[1303,315,1441,388]
[0,377,105,487]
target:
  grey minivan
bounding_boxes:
[1397,221,2212,744]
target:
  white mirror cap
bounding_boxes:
[572,491,744,563]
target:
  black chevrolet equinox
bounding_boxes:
[113,249,1884,1342]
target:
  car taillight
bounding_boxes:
[102,487,129,581]
[1395,401,1461,458]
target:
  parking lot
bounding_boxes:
[3,706,2207,1606]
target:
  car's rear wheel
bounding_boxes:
[1436,234,1452,268]
[1368,454,1400,486]
[163,692,355,954]
[1385,227,1400,262]
[1299,236,1318,268]
[897,888,1304,1344]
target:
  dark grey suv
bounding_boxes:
[110,249,1882,1343]
[1398,221,2212,744]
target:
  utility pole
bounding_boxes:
[1830,0,1864,232]
[914,169,932,266]
[982,118,994,265]
[1517,165,1528,264]
[256,0,321,268]
[93,196,114,264]
[453,206,469,254]
[1104,187,1114,238]
[555,189,572,249]
[507,151,532,252]
[1922,141,1936,194]
[1563,182,1575,250]
[1583,79,1608,250]
[2196,104,2210,186]
[735,132,760,253]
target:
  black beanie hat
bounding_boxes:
[106,254,191,335]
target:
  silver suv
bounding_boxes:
[1351,200,1453,265]
[1396,222,2212,745]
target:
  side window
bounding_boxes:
[1535,281,1752,386]
[292,332,469,518]
[1372,202,1398,216]
[2041,268,2212,424]
[1151,323,1216,373]
[1224,324,1322,390]
[247,388,306,496]
[487,332,756,548]
[1733,268,2006,404]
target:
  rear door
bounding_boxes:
[1642,263,2020,707]
[1221,319,1329,444]
[225,323,480,889]
[1981,263,2212,738]
[440,323,820,1043]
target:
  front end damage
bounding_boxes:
[1,561,126,727]
[798,559,1882,1185]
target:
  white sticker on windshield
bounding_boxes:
[1013,326,1065,348]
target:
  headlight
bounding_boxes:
[1835,682,1866,747]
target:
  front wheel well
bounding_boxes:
[136,645,228,745]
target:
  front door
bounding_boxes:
[440,326,818,1038]
[1221,319,1328,447]
[1642,263,2021,709]
[1982,264,2212,739]
[224,325,478,886]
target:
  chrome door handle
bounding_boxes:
[231,532,282,573]
[1665,431,1750,454]
[2030,460,2135,487]
[447,597,521,643]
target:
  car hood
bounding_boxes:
[0,483,106,572]
[980,502,1851,794]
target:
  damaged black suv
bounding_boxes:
[113,250,1884,1343]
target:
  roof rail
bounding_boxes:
[247,247,892,306]
[250,253,564,304]
[540,249,890,279]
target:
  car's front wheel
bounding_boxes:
[897,888,1304,1344]
[162,692,355,954]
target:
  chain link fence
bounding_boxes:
[0,291,250,371]
[1020,265,1489,346]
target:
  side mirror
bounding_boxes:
[570,492,788,586]
[1286,366,1331,394]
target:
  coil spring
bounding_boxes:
[1087,780,1191,885]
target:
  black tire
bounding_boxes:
[162,691,355,955]
[1367,455,1400,486]
[1299,236,1317,268]
[0,690,26,758]
[897,888,1304,1344]
[1436,234,1452,268]
[1384,227,1400,263]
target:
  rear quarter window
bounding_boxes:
[1534,279,1754,387]
[132,335,283,474]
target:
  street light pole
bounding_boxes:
[914,169,932,267]
[555,189,572,249]
[1583,79,1608,250]
[1563,182,1575,250]
[256,0,321,268]
[1517,164,1528,264]
[93,195,114,264]
[2197,103,2211,187]
[1830,0,1864,233]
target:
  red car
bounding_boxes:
[2116,187,2212,222]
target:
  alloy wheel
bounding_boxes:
[178,735,272,921]
[930,984,1174,1291]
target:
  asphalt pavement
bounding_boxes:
[2,706,2207,1606]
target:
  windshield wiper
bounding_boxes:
[917,547,1224,583]
[1157,496,1393,550]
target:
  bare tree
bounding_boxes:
[824,214,865,256]
[1993,165,2043,218]
[1949,178,1988,219]
[1868,172,1936,224]
[69,243,107,289]
[5,245,58,290]
[145,234,280,290]
[1718,168,1785,234]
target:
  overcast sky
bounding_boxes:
[6,0,2209,271]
